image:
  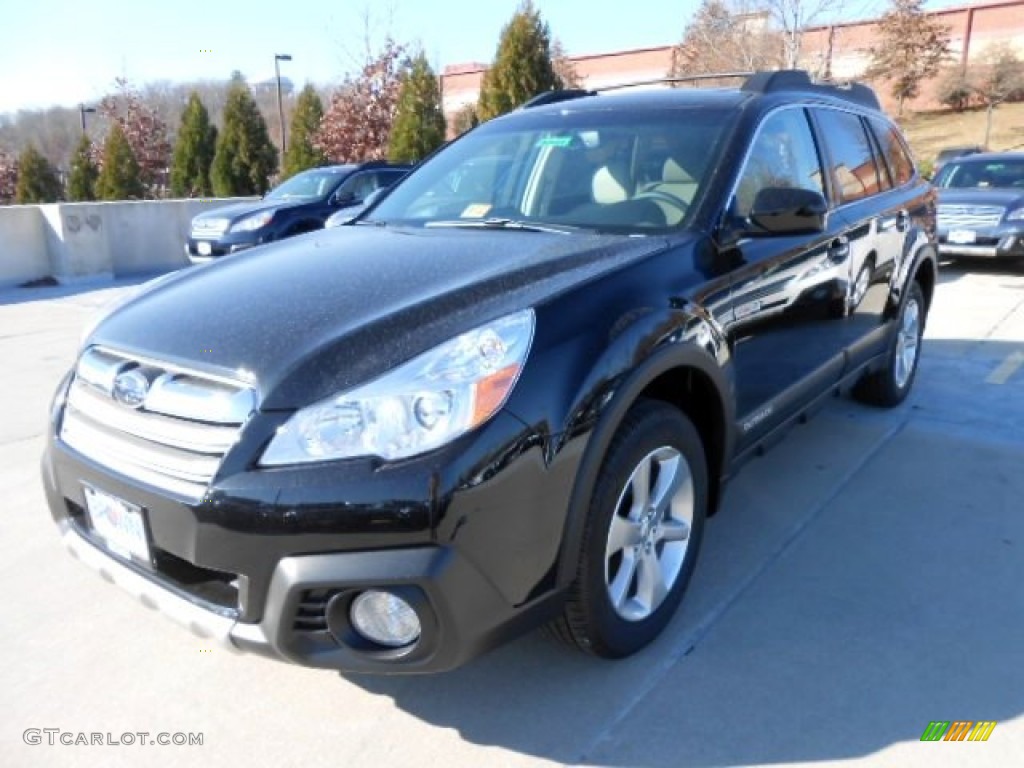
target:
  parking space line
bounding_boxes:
[986,350,1024,385]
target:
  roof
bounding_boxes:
[516,70,883,117]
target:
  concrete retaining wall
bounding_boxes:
[0,206,51,287]
[0,198,256,288]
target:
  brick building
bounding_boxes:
[440,0,1024,123]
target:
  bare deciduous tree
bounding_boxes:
[670,0,782,80]
[0,150,18,204]
[316,39,408,162]
[762,0,843,70]
[99,78,172,196]
[551,38,583,89]
[967,43,1024,147]
[866,0,951,115]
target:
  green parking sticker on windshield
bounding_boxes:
[537,136,573,148]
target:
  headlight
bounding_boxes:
[1006,207,1024,222]
[229,211,274,232]
[260,309,535,465]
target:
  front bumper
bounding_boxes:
[185,233,262,262]
[936,225,1024,259]
[42,398,575,673]
[58,521,552,673]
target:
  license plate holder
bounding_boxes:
[83,485,151,563]
[948,229,977,245]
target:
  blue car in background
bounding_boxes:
[186,163,409,262]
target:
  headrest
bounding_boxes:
[663,157,695,184]
[592,165,629,204]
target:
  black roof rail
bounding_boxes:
[520,89,595,109]
[593,72,754,92]
[742,69,881,110]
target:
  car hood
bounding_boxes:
[937,188,1024,209]
[89,225,672,408]
[194,198,310,223]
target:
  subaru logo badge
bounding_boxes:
[112,369,149,409]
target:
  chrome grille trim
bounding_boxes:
[66,381,239,453]
[937,204,1005,229]
[60,347,256,500]
[61,415,220,487]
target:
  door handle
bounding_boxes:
[827,235,850,263]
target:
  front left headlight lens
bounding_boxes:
[230,211,274,232]
[260,309,535,465]
[1006,207,1024,221]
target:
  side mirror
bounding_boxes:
[748,187,827,235]
[332,191,357,206]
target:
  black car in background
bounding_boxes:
[186,163,409,263]
[933,152,1024,263]
[44,71,937,674]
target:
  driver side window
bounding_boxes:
[335,173,378,204]
[734,109,824,219]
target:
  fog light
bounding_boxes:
[350,590,421,648]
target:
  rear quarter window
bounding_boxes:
[867,116,915,187]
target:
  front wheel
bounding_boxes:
[551,399,707,658]
[853,280,926,407]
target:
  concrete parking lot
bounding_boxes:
[1,262,1022,768]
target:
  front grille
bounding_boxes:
[937,204,1005,229]
[60,347,255,501]
[190,218,229,235]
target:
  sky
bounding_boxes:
[0,0,972,115]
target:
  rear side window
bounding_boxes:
[868,116,915,186]
[815,109,885,204]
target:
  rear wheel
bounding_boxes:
[551,399,707,658]
[853,280,926,407]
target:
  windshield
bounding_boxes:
[265,169,345,201]
[370,107,734,234]
[934,159,1024,190]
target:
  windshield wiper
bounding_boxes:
[424,218,578,234]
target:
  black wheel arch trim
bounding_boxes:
[552,340,735,591]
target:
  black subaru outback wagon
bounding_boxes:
[43,71,937,673]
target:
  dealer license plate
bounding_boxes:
[83,486,151,563]
[197,241,213,256]
[948,229,977,245]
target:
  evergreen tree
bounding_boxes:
[283,84,327,178]
[67,134,99,202]
[15,144,62,204]
[211,76,278,196]
[477,1,560,121]
[170,92,218,197]
[388,53,446,163]
[96,123,145,200]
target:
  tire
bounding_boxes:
[551,399,707,658]
[853,280,926,407]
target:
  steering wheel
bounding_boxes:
[634,189,690,216]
